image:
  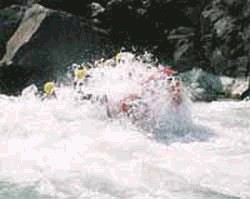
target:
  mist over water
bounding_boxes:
[0,53,249,199]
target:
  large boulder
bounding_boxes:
[0,4,113,95]
[220,76,249,99]
[180,68,224,101]
[0,5,25,59]
[180,70,249,101]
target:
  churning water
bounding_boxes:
[0,54,249,199]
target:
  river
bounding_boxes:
[0,56,249,199]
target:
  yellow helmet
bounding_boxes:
[44,81,55,95]
[74,67,87,80]
[115,52,121,64]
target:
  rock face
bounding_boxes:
[220,76,249,99]
[201,0,250,77]
[180,69,250,101]
[0,4,113,94]
[0,0,249,97]
[0,5,25,59]
[180,69,224,101]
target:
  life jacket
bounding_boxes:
[119,94,140,113]
[142,66,182,105]
[159,66,177,76]
[119,67,182,115]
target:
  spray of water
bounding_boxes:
[0,52,249,199]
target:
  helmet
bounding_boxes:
[72,63,78,68]
[70,63,79,71]
[74,67,87,80]
[115,52,122,63]
[44,81,55,95]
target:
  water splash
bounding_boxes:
[0,52,249,199]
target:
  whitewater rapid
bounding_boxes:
[0,54,249,199]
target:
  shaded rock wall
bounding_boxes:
[201,0,250,77]
[0,5,25,59]
[0,0,249,96]
[0,4,114,94]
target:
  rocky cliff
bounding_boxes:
[0,0,249,98]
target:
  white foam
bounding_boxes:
[0,53,249,198]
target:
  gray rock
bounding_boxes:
[0,5,25,59]
[180,68,224,101]
[0,0,249,96]
[0,4,113,94]
[220,76,249,99]
[201,0,250,77]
